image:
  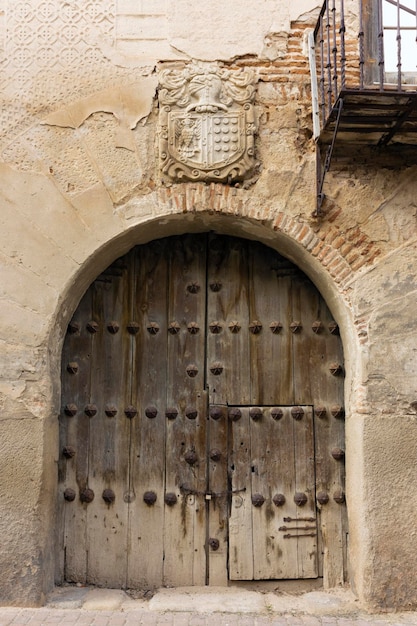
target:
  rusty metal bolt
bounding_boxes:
[64,488,76,502]
[62,446,76,459]
[185,408,198,420]
[228,320,241,333]
[209,538,220,551]
[86,321,99,334]
[210,362,223,376]
[249,320,262,334]
[165,407,178,420]
[147,322,159,335]
[209,281,222,292]
[290,321,302,333]
[229,408,242,422]
[105,404,118,417]
[328,321,340,335]
[145,406,158,419]
[187,282,200,294]
[64,403,77,417]
[331,447,345,461]
[107,321,120,334]
[168,321,181,335]
[315,406,327,419]
[273,493,286,507]
[143,491,157,505]
[330,405,345,419]
[333,489,345,504]
[312,320,323,334]
[250,407,262,421]
[164,492,177,506]
[67,321,80,334]
[209,448,221,462]
[66,362,79,374]
[317,491,329,505]
[291,406,304,421]
[127,321,140,335]
[80,488,95,504]
[84,404,97,418]
[210,406,223,421]
[124,405,138,419]
[184,450,198,465]
[187,322,200,334]
[271,407,283,421]
[294,492,308,506]
[102,489,115,504]
[329,363,343,376]
[186,364,199,378]
[209,321,222,334]
[251,493,265,507]
[270,321,283,334]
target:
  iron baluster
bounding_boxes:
[397,0,402,90]
[332,0,339,99]
[377,0,385,89]
[319,15,326,126]
[326,1,333,115]
[340,0,346,89]
[359,0,365,89]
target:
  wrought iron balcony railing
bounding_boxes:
[310,0,417,214]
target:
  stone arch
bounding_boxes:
[50,200,363,594]
[48,197,363,429]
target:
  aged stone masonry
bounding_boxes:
[1,0,417,614]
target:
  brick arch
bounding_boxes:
[49,185,366,357]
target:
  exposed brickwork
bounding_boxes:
[156,183,381,292]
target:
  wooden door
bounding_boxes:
[58,234,345,588]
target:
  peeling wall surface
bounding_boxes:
[1,0,417,611]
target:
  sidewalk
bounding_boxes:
[2,586,417,626]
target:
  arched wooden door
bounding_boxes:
[58,234,346,589]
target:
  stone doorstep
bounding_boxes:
[47,585,360,616]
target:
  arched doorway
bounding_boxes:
[58,233,346,589]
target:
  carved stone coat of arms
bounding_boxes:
[158,63,257,184]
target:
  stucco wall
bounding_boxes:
[1,0,417,611]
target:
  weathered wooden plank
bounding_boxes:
[207,404,228,585]
[85,265,131,587]
[206,235,251,406]
[250,406,296,579]
[291,275,315,405]
[61,289,93,583]
[127,241,168,588]
[297,285,346,586]
[293,406,318,578]
[164,235,207,586]
[228,407,253,580]
[271,407,299,579]
[248,245,294,405]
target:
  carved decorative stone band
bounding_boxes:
[158,62,257,184]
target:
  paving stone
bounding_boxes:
[82,589,129,611]
[149,588,265,614]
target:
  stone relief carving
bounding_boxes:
[158,62,257,184]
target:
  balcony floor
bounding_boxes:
[319,89,417,151]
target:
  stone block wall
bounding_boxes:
[1,0,417,611]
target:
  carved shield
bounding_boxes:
[158,62,257,184]
[169,111,245,171]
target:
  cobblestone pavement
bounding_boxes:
[2,587,417,626]
[2,608,417,626]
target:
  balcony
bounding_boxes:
[310,0,417,214]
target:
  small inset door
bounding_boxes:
[226,406,316,580]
